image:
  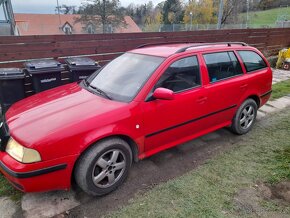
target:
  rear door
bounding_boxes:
[201,51,245,126]
[141,55,210,154]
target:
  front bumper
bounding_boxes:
[0,151,78,192]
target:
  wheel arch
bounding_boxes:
[247,95,261,108]
[239,94,260,109]
[76,134,140,167]
[114,134,140,163]
[71,134,140,186]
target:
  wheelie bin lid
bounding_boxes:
[65,57,101,71]
[0,68,25,80]
[25,59,64,74]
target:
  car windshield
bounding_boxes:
[86,53,164,102]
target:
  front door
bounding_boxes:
[141,55,210,154]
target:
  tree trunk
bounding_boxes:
[102,0,106,33]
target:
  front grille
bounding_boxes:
[0,116,10,151]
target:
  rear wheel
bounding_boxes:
[74,138,132,196]
[230,99,257,135]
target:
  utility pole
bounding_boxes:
[246,0,249,28]
[56,0,61,28]
[217,0,223,29]
[103,0,106,33]
[190,11,193,31]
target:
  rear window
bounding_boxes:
[238,51,267,72]
[203,52,243,83]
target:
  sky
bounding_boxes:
[11,0,165,14]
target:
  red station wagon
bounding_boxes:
[0,42,272,196]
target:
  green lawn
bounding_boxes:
[109,109,290,217]
[0,174,21,201]
[240,7,290,28]
[271,79,290,100]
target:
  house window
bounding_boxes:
[64,26,72,35]
[62,23,72,35]
[87,24,95,34]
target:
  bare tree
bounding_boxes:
[55,4,77,14]
[220,0,243,25]
[76,0,126,33]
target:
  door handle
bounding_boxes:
[196,97,208,104]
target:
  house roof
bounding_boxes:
[14,13,141,35]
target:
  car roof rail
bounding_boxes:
[175,42,248,53]
[137,41,205,49]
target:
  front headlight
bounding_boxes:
[6,138,41,163]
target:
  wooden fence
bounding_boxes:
[0,28,289,96]
[1,28,290,68]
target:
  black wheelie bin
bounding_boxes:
[0,68,26,114]
[65,57,101,82]
[24,59,64,93]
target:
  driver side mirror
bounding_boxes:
[153,88,174,100]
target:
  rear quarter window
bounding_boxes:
[238,51,267,72]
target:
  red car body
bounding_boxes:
[0,43,272,192]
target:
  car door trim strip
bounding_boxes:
[146,104,237,138]
[260,90,272,98]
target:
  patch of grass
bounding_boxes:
[108,110,290,217]
[268,147,290,184]
[271,79,290,100]
[240,7,290,28]
[0,174,22,201]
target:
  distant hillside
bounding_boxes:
[240,7,290,28]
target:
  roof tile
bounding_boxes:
[14,14,141,35]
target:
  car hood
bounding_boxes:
[6,83,127,146]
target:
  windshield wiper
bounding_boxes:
[84,79,90,87]
[88,84,112,100]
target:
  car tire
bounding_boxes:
[74,138,132,196]
[230,99,258,135]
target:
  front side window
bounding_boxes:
[87,53,164,102]
[238,51,267,72]
[155,56,201,93]
[204,52,243,83]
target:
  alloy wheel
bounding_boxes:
[92,149,126,188]
[239,105,255,130]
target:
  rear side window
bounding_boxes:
[238,51,267,72]
[203,52,243,83]
[155,56,201,93]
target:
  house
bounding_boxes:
[14,13,141,35]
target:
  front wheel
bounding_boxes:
[230,99,257,135]
[74,138,132,196]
